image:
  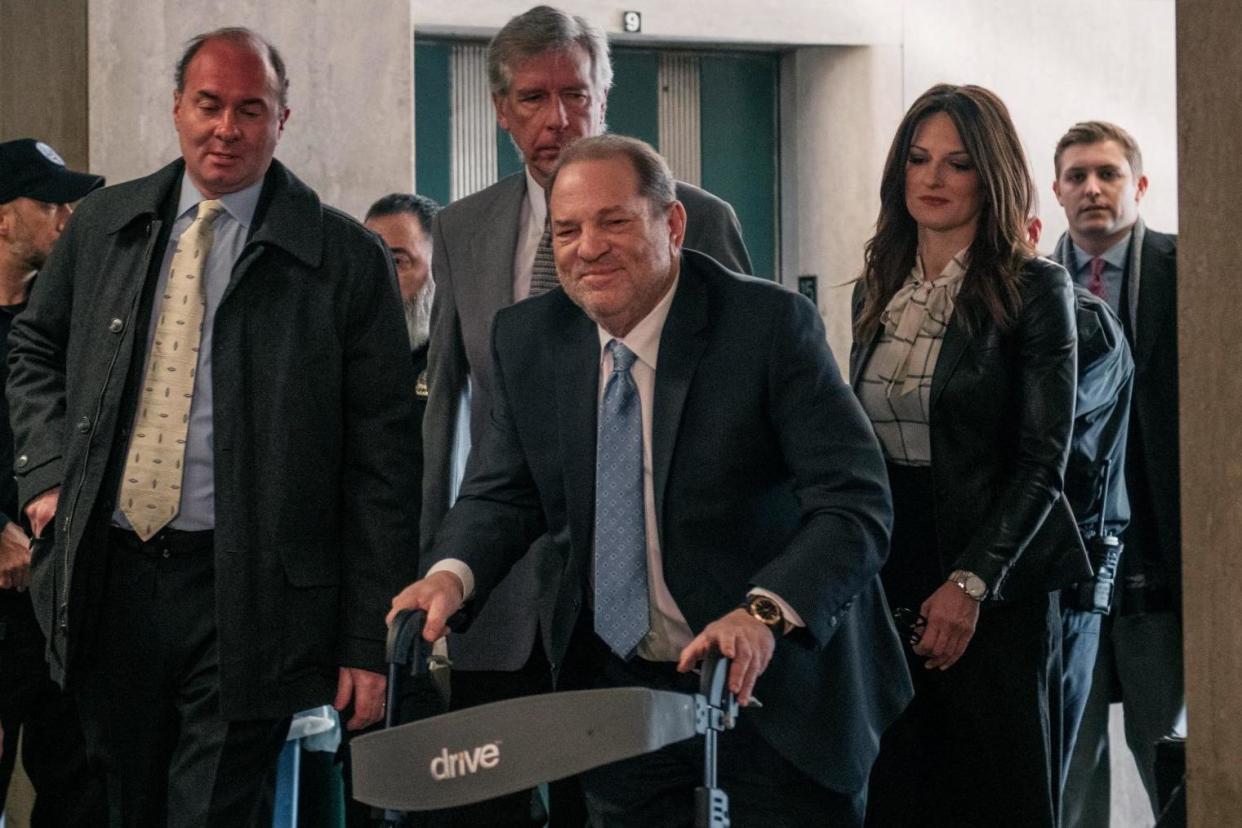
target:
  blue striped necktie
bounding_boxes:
[593,340,650,659]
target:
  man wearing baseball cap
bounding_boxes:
[0,137,104,824]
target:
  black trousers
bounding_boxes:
[563,619,864,828]
[0,596,105,826]
[339,669,446,827]
[431,643,562,828]
[74,528,291,828]
[865,465,1062,828]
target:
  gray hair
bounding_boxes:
[488,6,613,98]
[176,27,290,109]
[551,134,676,213]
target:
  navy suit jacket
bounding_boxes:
[430,251,912,792]
[422,172,753,671]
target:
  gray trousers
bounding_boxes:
[1062,611,1186,827]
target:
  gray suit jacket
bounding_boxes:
[422,171,752,670]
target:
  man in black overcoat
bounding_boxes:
[7,28,418,826]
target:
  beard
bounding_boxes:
[404,277,435,350]
[11,237,47,273]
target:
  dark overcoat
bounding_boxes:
[7,159,420,719]
[1052,222,1181,604]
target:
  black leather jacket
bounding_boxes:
[851,257,1091,600]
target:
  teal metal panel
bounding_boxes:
[699,54,778,280]
[608,49,660,146]
[414,40,452,206]
[497,123,524,181]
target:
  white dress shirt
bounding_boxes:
[511,165,548,304]
[594,278,689,660]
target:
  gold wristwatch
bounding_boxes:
[739,594,791,634]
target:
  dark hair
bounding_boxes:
[176,27,290,109]
[1054,120,1143,178]
[550,134,675,214]
[488,5,613,98]
[856,84,1035,341]
[365,193,442,236]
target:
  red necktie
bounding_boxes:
[1087,257,1108,300]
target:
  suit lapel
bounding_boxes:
[472,173,528,319]
[1125,218,1146,340]
[652,264,710,541]
[930,311,970,413]
[555,307,602,561]
[1132,222,1173,371]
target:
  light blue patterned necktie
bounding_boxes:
[594,340,650,659]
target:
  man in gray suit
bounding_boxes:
[421,6,751,825]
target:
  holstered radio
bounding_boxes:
[1072,534,1123,614]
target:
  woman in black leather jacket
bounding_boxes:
[852,84,1090,827]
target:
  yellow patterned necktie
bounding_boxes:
[120,199,223,540]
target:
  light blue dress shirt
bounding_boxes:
[1071,233,1130,318]
[113,173,263,531]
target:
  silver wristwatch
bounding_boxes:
[947,569,988,601]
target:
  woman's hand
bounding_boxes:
[913,581,980,670]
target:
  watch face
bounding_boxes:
[963,574,986,599]
[949,570,987,600]
[749,596,782,626]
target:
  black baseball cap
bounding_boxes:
[0,138,104,205]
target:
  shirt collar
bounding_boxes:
[1072,231,1131,274]
[176,172,263,229]
[596,275,680,372]
[524,165,548,231]
[913,247,970,286]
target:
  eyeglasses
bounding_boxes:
[892,607,927,647]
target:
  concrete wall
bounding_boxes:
[0,0,89,171]
[411,0,903,46]
[86,0,414,219]
[773,0,1176,364]
[902,0,1178,250]
[76,0,1175,262]
[779,46,904,365]
[1177,0,1242,822]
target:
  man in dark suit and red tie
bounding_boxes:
[392,134,911,827]
[1050,120,1185,827]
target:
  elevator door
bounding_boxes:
[414,40,778,278]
